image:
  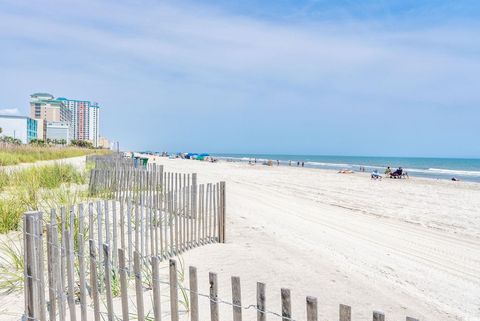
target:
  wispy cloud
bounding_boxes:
[0,0,478,155]
[0,108,20,115]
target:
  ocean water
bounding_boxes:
[211,153,480,183]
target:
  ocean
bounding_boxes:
[210,153,480,183]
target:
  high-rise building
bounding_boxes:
[29,93,100,147]
[57,98,100,147]
[30,93,72,140]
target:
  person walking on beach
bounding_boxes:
[301,161,304,167]
[297,161,300,166]
[277,160,280,166]
[289,160,292,166]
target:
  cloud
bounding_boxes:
[0,0,478,155]
[1,0,478,106]
[0,108,20,115]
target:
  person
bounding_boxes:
[297,161,300,166]
[451,177,460,181]
[289,160,292,166]
[390,167,403,178]
[301,161,304,167]
[384,166,392,176]
[371,169,382,180]
[277,160,280,166]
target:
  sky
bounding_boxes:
[0,0,479,157]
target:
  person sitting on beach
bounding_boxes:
[390,167,403,178]
[384,166,392,176]
[371,169,382,180]
[338,169,354,174]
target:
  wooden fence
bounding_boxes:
[21,156,420,321]
[23,208,420,321]
[22,179,226,320]
[87,156,199,210]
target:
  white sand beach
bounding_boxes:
[1,156,479,321]
[148,157,480,321]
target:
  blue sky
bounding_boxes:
[0,0,479,157]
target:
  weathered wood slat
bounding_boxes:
[306,296,318,321]
[169,259,179,321]
[209,272,219,321]
[257,282,266,321]
[118,248,129,321]
[231,276,242,321]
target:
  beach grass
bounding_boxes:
[0,163,88,233]
[0,145,110,166]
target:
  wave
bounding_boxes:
[213,155,480,179]
[427,168,480,177]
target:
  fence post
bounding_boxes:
[209,272,219,321]
[24,212,37,320]
[257,282,266,321]
[192,173,197,220]
[281,288,291,321]
[78,204,87,321]
[231,276,242,321]
[306,296,318,321]
[189,266,199,321]
[152,256,162,321]
[103,244,114,321]
[219,181,226,243]
[118,248,129,321]
[89,240,100,321]
[340,304,351,321]
[35,212,47,321]
[134,251,145,321]
[373,311,385,321]
[169,259,179,321]
[64,229,77,321]
[46,223,57,321]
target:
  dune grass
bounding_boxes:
[0,163,88,233]
[0,145,110,166]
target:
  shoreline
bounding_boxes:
[151,155,480,186]
[208,154,480,183]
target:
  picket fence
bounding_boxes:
[21,155,420,321]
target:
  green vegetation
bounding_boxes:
[71,139,94,148]
[0,136,22,145]
[0,164,88,233]
[0,145,110,166]
[29,138,67,146]
[0,238,24,294]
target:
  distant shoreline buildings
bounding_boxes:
[0,92,106,148]
[30,93,100,146]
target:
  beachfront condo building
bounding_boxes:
[57,97,100,147]
[0,115,38,144]
[30,93,72,140]
[29,93,100,146]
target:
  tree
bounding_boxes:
[71,139,93,149]
[0,135,21,145]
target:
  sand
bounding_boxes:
[1,156,479,320]
[148,157,480,321]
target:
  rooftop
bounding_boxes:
[0,114,32,120]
